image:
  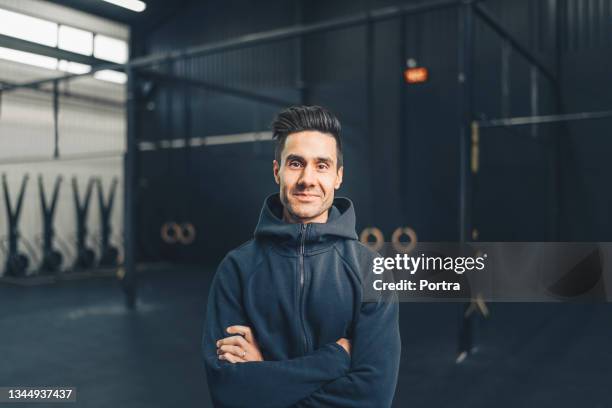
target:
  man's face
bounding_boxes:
[273,131,343,223]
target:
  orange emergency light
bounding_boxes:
[404,67,428,84]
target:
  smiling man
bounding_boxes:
[202,105,401,408]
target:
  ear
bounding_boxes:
[273,160,280,185]
[334,166,344,190]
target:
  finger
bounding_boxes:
[217,345,246,358]
[226,325,254,344]
[217,335,248,348]
[219,352,246,364]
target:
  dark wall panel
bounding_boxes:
[400,8,461,241]
[559,48,612,241]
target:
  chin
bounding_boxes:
[292,207,319,219]
[289,202,322,220]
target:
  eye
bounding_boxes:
[288,160,302,168]
[318,163,329,170]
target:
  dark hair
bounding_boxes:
[271,105,343,168]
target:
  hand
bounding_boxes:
[336,337,351,356]
[216,325,264,363]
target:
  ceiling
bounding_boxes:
[48,0,190,31]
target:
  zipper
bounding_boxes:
[298,223,309,354]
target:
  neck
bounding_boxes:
[282,207,329,224]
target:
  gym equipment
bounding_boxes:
[359,227,384,252]
[38,175,64,274]
[391,226,417,254]
[179,223,196,245]
[96,177,119,267]
[2,173,30,277]
[161,222,179,244]
[71,177,96,270]
[160,222,196,245]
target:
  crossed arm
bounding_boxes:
[216,324,351,364]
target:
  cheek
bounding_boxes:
[320,174,339,192]
[279,171,297,188]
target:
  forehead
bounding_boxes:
[282,131,337,160]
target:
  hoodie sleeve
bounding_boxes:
[202,254,351,408]
[292,255,401,408]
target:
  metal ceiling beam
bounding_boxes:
[139,70,296,107]
[477,109,612,128]
[0,34,110,68]
[0,80,124,108]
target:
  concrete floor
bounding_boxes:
[0,266,212,408]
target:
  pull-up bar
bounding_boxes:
[477,110,612,128]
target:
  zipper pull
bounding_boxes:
[300,224,306,254]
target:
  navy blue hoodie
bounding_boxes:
[202,193,400,407]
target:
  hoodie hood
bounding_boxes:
[254,193,358,247]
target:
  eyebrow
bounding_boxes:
[315,156,334,165]
[285,154,334,165]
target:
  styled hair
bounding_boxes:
[271,105,343,168]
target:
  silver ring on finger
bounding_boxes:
[241,350,246,357]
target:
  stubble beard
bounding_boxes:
[280,190,332,223]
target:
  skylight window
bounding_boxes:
[0,8,58,47]
[0,8,127,85]
[94,34,128,63]
[94,69,127,84]
[58,60,91,74]
[0,46,58,69]
[58,25,94,56]
[101,0,146,13]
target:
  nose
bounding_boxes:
[297,164,316,187]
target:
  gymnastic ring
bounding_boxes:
[179,223,196,245]
[391,227,417,254]
[359,227,384,252]
[161,222,180,244]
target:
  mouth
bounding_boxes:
[292,192,321,202]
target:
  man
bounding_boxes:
[202,105,400,407]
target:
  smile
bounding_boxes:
[293,193,320,202]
